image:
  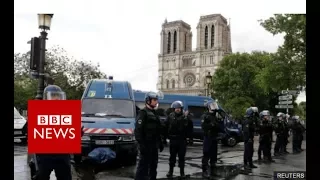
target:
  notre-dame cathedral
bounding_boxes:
[157,14,232,95]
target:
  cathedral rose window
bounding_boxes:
[184,73,196,87]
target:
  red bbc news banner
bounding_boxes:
[27,100,82,154]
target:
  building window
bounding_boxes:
[166,79,170,88]
[173,31,177,53]
[172,79,175,88]
[183,58,193,67]
[202,56,207,65]
[211,25,215,48]
[210,55,214,64]
[167,32,171,54]
[205,26,208,49]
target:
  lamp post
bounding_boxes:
[205,72,212,97]
[35,14,53,100]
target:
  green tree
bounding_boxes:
[257,14,306,92]
[14,46,107,109]
[211,52,274,119]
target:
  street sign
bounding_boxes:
[275,105,294,109]
[279,101,292,105]
[281,90,299,95]
[278,95,293,101]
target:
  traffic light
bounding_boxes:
[30,37,40,71]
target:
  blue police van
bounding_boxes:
[80,77,138,165]
[133,90,243,147]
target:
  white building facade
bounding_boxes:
[157,14,232,95]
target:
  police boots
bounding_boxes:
[166,166,174,178]
[180,167,186,178]
[202,167,210,178]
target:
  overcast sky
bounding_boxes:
[14,0,306,103]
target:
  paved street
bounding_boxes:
[14,134,306,180]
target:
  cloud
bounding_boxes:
[14,0,306,92]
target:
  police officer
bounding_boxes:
[165,101,193,178]
[291,116,301,153]
[257,110,274,162]
[36,85,72,180]
[243,107,259,169]
[201,100,220,178]
[282,114,290,154]
[135,92,164,180]
[296,118,305,152]
[273,112,286,156]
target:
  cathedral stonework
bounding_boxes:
[157,14,232,96]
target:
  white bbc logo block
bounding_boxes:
[37,115,73,125]
[38,115,49,125]
[49,115,60,125]
[61,115,72,125]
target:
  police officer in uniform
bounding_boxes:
[36,85,72,180]
[273,112,286,156]
[135,92,164,180]
[201,100,220,178]
[291,116,302,153]
[257,110,274,162]
[282,114,290,154]
[165,101,193,178]
[298,120,305,151]
[243,107,259,169]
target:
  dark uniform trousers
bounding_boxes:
[135,143,159,180]
[202,136,218,170]
[274,134,284,154]
[169,138,187,168]
[258,136,271,159]
[37,155,72,180]
[292,133,300,152]
[244,139,254,164]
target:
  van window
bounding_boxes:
[14,107,22,119]
[188,106,206,119]
[136,102,145,110]
[82,99,135,118]
[156,103,171,116]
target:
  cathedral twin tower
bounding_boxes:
[157,14,232,96]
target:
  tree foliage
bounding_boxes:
[211,14,306,119]
[257,14,306,92]
[212,52,274,119]
[14,46,107,110]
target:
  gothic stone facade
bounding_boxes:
[157,14,232,95]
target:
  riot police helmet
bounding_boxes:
[171,101,184,109]
[43,85,66,100]
[144,91,164,109]
[206,100,219,111]
[246,107,259,117]
[277,112,286,120]
[292,115,300,122]
[260,110,270,119]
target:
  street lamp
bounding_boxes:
[35,14,53,100]
[205,72,212,97]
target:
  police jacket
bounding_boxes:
[292,122,305,135]
[165,112,193,140]
[134,107,162,144]
[242,116,257,141]
[283,121,290,136]
[273,119,285,135]
[201,111,220,137]
[259,119,272,140]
